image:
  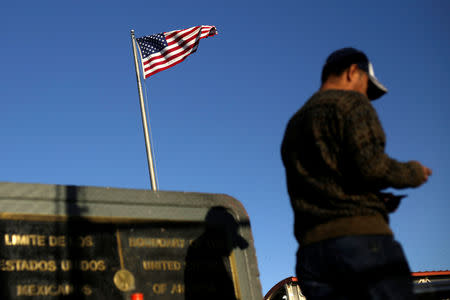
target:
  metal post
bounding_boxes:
[130,30,158,191]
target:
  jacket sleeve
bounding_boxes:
[343,96,424,189]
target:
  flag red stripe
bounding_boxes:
[144,55,190,78]
[165,26,199,40]
[143,42,196,73]
[166,27,199,45]
[144,43,198,77]
[144,45,198,76]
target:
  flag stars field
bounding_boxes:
[137,34,168,57]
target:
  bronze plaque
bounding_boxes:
[0,211,243,299]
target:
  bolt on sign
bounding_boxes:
[0,182,262,300]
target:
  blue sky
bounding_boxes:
[1,0,449,294]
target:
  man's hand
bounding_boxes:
[422,164,432,181]
[413,161,432,183]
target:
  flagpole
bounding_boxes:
[130,29,158,191]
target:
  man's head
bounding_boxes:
[320,48,388,100]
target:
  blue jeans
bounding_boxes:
[296,235,414,300]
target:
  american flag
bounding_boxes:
[136,25,217,78]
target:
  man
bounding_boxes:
[281,48,432,299]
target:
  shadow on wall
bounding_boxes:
[184,206,249,300]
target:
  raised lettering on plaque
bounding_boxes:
[0,207,247,299]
